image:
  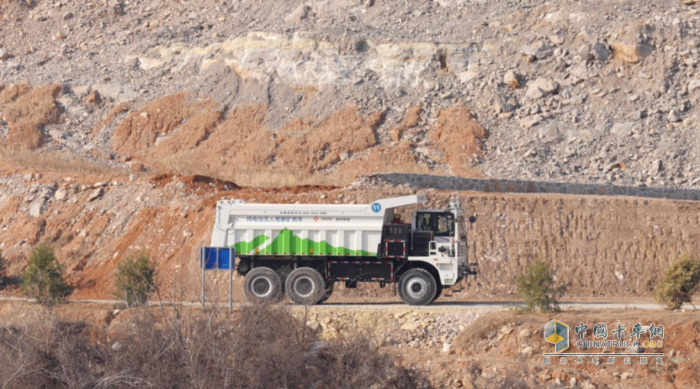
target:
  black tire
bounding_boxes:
[243,267,283,303]
[398,268,437,306]
[433,284,444,303]
[318,281,334,304]
[285,267,326,305]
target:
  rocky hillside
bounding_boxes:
[2,0,700,188]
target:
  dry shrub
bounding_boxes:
[391,105,422,142]
[0,83,31,106]
[0,313,104,389]
[430,106,487,176]
[0,304,425,388]
[112,92,193,155]
[2,84,63,150]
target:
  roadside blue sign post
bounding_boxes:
[200,247,235,311]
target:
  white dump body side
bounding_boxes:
[211,195,426,257]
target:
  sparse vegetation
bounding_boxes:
[20,245,74,305]
[2,84,63,150]
[0,149,123,175]
[516,260,561,313]
[0,250,6,288]
[113,252,157,308]
[654,255,700,310]
[0,304,425,389]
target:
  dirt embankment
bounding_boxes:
[0,168,699,302]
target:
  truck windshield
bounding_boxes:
[416,212,454,237]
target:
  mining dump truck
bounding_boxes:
[205,194,476,305]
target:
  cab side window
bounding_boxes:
[416,212,454,237]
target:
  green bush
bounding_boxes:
[654,255,700,310]
[113,252,156,308]
[21,245,74,305]
[516,260,561,313]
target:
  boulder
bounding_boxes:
[689,80,700,93]
[29,201,46,217]
[284,4,311,23]
[519,115,543,129]
[525,78,558,99]
[610,23,654,63]
[54,187,68,200]
[591,42,610,61]
[522,41,553,60]
[504,70,520,88]
[88,188,104,202]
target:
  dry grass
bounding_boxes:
[155,155,348,187]
[0,83,31,106]
[109,94,481,186]
[188,104,273,166]
[0,149,124,176]
[276,106,382,170]
[391,105,422,142]
[430,106,487,176]
[112,92,193,155]
[337,141,431,177]
[2,84,62,150]
[146,104,389,186]
[152,103,222,155]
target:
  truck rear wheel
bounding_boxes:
[318,281,334,304]
[285,267,325,305]
[398,269,437,306]
[243,267,283,303]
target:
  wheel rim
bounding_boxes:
[293,276,315,298]
[406,277,428,299]
[251,276,273,298]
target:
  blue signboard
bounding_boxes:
[201,247,235,270]
[371,203,382,213]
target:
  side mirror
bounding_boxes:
[469,216,477,223]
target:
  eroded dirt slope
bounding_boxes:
[1,169,699,301]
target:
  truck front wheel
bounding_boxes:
[285,267,326,305]
[243,267,283,303]
[398,269,437,306]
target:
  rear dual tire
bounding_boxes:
[243,267,283,303]
[285,267,327,305]
[243,267,333,305]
